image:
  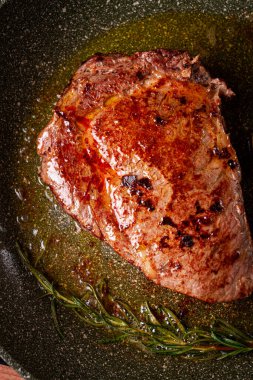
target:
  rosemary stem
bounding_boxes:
[16,242,253,360]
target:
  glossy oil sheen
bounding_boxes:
[1,1,253,379]
[14,10,253,323]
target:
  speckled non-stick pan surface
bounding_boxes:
[1,1,253,379]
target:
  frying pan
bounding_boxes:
[1,0,253,379]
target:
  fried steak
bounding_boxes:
[37,49,253,302]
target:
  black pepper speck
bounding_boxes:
[227,159,237,169]
[180,235,194,248]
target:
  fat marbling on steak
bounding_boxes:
[37,49,253,302]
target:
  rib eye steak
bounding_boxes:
[37,49,253,302]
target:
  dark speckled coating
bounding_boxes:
[1,0,253,379]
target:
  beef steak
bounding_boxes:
[37,49,253,302]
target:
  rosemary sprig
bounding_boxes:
[16,243,253,359]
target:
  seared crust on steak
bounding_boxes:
[37,49,253,302]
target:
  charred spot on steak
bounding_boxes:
[136,70,145,80]
[210,199,224,213]
[200,232,211,240]
[161,216,177,227]
[195,201,205,214]
[160,236,170,248]
[212,146,231,159]
[135,189,144,197]
[227,159,237,169]
[220,147,231,159]
[138,198,155,212]
[154,115,167,125]
[137,177,153,190]
[179,96,187,105]
[37,49,253,302]
[84,82,92,92]
[180,235,194,248]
